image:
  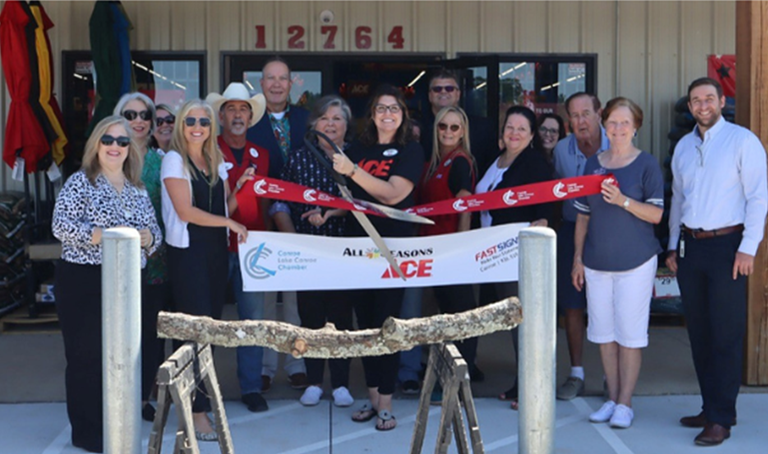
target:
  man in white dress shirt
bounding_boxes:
[666,77,768,446]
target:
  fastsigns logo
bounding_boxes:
[553,181,567,198]
[303,189,317,202]
[452,199,467,212]
[244,242,276,279]
[253,179,267,195]
[503,190,518,206]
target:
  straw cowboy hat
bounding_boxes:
[206,82,266,128]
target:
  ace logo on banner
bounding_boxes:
[238,224,526,292]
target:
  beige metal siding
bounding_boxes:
[0,0,736,191]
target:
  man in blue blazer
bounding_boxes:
[246,58,310,178]
[245,57,310,391]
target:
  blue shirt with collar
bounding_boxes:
[553,127,610,222]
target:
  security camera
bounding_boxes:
[320,10,334,24]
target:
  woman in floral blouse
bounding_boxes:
[114,92,167,422]
[53,115,161,453]
[271,95,353,408]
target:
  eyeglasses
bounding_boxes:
[538,127,559,136]
[100,134,131,147]
[438,123,461,132]
[374,104,402,114]
[431,85,459,93]
[184,117,212,127]
[156,115,175,127]
[122,110,152,121]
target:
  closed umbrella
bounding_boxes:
[0,0,49,171]
[86,0,123,136]
[111,1,135,95]
[29,0,68,165]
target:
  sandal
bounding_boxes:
[510,399,519,411]
[375,410,397,431]
[351,403,377,422]
[498,384,518,401]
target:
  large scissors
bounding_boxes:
[303,130,433,281]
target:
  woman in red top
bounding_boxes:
[421,107,479,388]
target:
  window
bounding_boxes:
[62,51,206,165]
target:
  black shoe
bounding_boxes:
[241,392,269,412]
[401,380,420,395]
[470,364,485,382]
[73,439,103,453]
[142,402,156,422]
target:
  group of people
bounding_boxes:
[52,54,765,452]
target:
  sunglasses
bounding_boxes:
[100,134,131,147]
[538,126,559,136]
[184,117,212,127]
[156,115,175,127]
[122,110,152,121]
[374,104,402,114]
[438,122,461,132]
[431,85,458,93]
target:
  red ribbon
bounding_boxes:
[238,174,614,218]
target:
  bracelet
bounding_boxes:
[346,164,358,178]
[236,181,243,191]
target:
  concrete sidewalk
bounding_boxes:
[2,394,767,453]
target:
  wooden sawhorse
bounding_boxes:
[147,342,234,454]
[410,342,484,454]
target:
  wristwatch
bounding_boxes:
[622,197,630,209]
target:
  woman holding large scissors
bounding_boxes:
[333,84,423,432]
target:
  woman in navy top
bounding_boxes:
[571,97,664,429]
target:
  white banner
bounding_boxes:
[238,224,525,291]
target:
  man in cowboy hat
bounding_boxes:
[206,82,271,412]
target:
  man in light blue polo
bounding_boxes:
[553,92,609,400]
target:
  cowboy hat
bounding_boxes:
[206,82,266,128]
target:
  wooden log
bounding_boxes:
[157,297,522,358]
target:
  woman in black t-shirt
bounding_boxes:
[333,85,423,432]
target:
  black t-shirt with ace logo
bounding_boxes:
[345,140,424,237]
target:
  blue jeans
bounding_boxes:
[398,287,423,383]
[229,252,265,395]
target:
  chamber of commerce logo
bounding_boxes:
[253,179,267,195]
[453,199,467,212]
[553,181,567,198]
[303,189,317,202]
[244,242,277,279]
[503,190,518,206]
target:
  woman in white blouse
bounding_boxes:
[161,99,249,441]
[53,115,161,453]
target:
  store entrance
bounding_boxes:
[223,51,596,143]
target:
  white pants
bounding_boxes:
[261,291,306,377]
[584,256,657,348]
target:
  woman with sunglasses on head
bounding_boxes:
[534,113,566,165]
[332,85,423,432]
[113,92,169,422]
[476,105,554,411]
[161,99,248,441]
[53,116,161,453]
[151,103,176,152]
[419,106,479,403]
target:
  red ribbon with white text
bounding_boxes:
[237,174,615,219]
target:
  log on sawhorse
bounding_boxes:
[410,342,484,454]
[147,342,234,454]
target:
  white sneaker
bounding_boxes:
[332,386,355,407]
[609,404,634,428]
[589,400,617,423]
[300,385,323,406]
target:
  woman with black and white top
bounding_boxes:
[161,99,249,442]
[53,115,161,453]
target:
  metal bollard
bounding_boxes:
[102,228,142,454]
[518,227,556,454]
